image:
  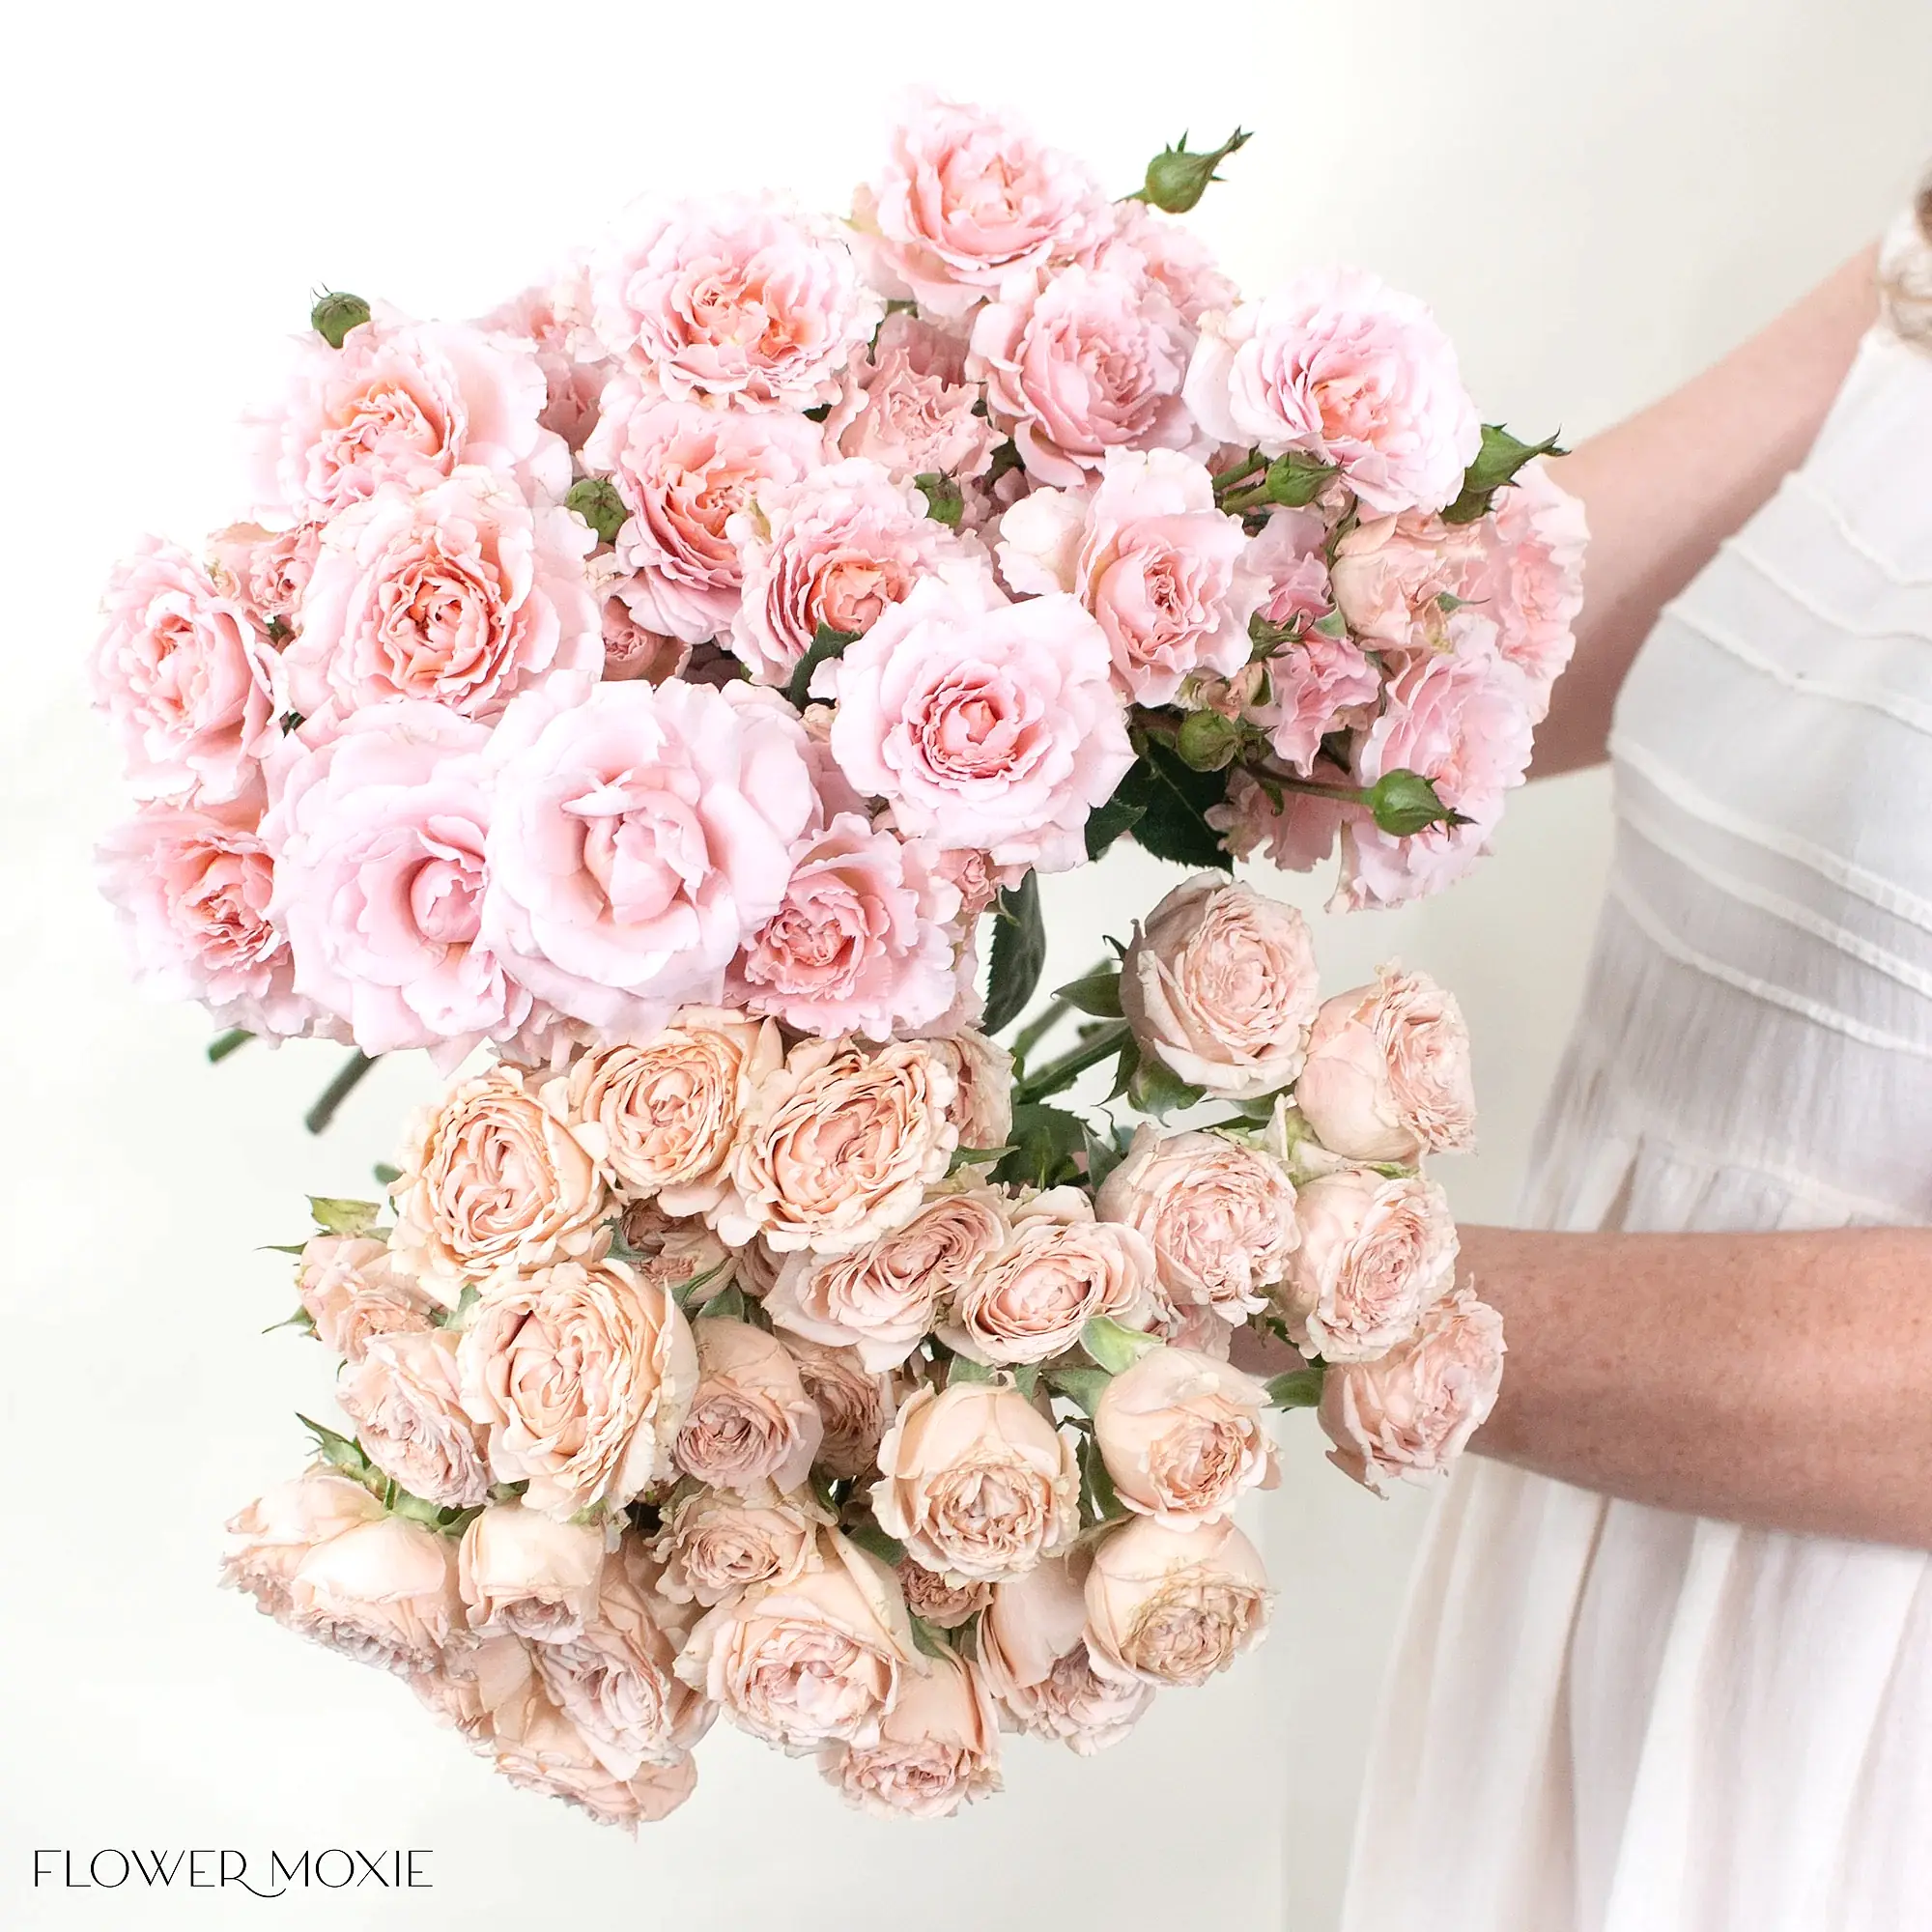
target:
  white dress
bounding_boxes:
[1341,214,1932,1932]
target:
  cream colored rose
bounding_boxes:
[296,1234,439,1361]
[1095,1125,1298,1323]
[460,1257,697,1519]
[457,1500,607,1641]
[337,1327,491,1509]
[1320,1286,1504,1494]
[411,1631,536,1742]
[717,1037,958,1254]
[926,1027,1015,1152]
[938,1187,1159,1366]
[283,1514,465,1675]
[871,1378,1080,1584]
[490,1669,700,1828]
[1093,1346,1279,1527]
[1295,964,1476,1161]
[1282,1169,1457,1363]
[1121,873,1321,1100]
[651,1481,831,1607]
[729,1234,782,1300]
[391,1065,609,1300]
[765,1184,1010,1371]
[673,1318,825,1493]
[676,1531,920,1752]
[979,1551,1153,1755]
[819,1649,1002,1818]
[1082,1516,1270,1688]
[782,1336,896,1480]
[221,1466,386,1619]
[566,1009,782,1213]
[895,1556,992,1631]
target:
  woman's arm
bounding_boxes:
[1531,245,1881,777]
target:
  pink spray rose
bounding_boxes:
[1249,631,1381,777]
[221,1467,388,1623]
[1184,268,1480,516]
[481,679,817,1035]
[820,565,1133,874]
[1093,1346,1280,1528]
[583,385,825,643]
[1082,1516,1270,1688]
[295,1234,439,1361]
[590,196,880,410]
[824,313,999,486]
[251,304,569,520]
[207,519,324,639]
[1460,461,1588,713]
[281,1514,465,1676]
[1243,506,1336,633]
[458,1500,608,1642]
[783,1337,895,1481]
[996,448,1264,705]
[1084,200,1237,328]
[854,95,1104,319]
[820,1650,1003,1820]
[92,539,279,808]
[673,1317,825,1495]
[1282,1170,1459,1363]
[481,268,612,454]
[591,563,691,684]
[1208,766,1349,875]
[337,1327,492,1510]
[1328,510,1481,652]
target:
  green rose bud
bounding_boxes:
[1367,768,1465,837]
[913,471,964,527]
[309,291,371,350]
[565,477,627,546]
[1134,128,1252,215]
[1174,707,1243,772]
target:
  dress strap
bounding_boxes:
[1880,179,1932,350]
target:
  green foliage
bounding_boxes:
[1081,1315,1161,1376]
[1440,423,1566,525]
[1108,741,1232,870]
[982,871,1045,1034]
[1054,967,1122,1019]
[1265,1365,1326,1409]
[992,1102,1088,1189]
[308,1196,381,1238]
[913,471,964,526]
[784,624,861,710]
[1047,1366,1113,1417]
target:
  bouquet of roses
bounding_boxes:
[89,96,1582,1827]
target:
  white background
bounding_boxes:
[2,3,1928,1927]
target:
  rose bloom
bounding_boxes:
[482,266,613,454]
[1122,873,1322,1101]
[582,384,825,644]
[870,1378,1080,1585]
[1086,200,1237,329]
[939,1188,1160,1367]
[1184,267,1481,516]
[782,1337,895,1480]
[338,1327,492,1510]
[1209,766,1350,876]
[565,1010,781,1217]
[1462,461,1588,711]
[729,813,963,1042]
[1094,1346,1280,1528]
[92,538,279,808]
[978,1551,1153,1754]
[589,560,690,685]
[221,1466,388,1621]
[1328,509,1480,653]
[591,195,879,409]
[250,304,569,520]
[673,1318,825,1494]
[969,256,1195,489]
[296,1234,440,1360]
[765,1184,1009,1372]
[676,1531,920,1752]
[1283,1169,1459,1363]
[1243,505,1336,632]
[481,678,817,1035]
[1095,1125,1299,1322]
[652,1482,829,1608]
[1296,965,1477,1162]
[1083,1516,1270,1688]
[98,803,310,1038]
[726,458,947,688]
[1320,1286,1505,1494]
[718,1036,958,1255]
[283,1514,465,1676]
[824,313,999,486]
[207,519,324,639]
[281,468,600,736]
[264,700,538,1059]
[895,1556,991,1631]
[997,448,1264,706]
[821,565,1133,874]
[489,1669,700,1828]
[410,1629,535,1745]
[460,1257,699,1518]
[1250,629,1382,776]
[820,1650,1002,1820]
[458,1500,607,1641]
[389,1065,608,1300]
[925,1028,1014,1153]
[854,95,1103,318]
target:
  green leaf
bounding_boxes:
[308,1195,381,1238]
[1083,781,1148,863]
[784,623,861,710]
[946,1353,996,1386]
[1128,1052,1205,1119]
[982,871,1045,1035]
[845,1518,907,1568]
[261,1308,316,1337]
[372,1162,402,1187]
[1081,1120,1126,1192]
[1012,1364,1042,1403]
[261,1241,308,1257]
[810,1468,839,1516]
[1440,423,1566,525]
[908,1613,952,1662]
[1081,1316,1161,1376]
[992,1102,1089,1190]
[297,1411,370,1479]
[1105,1036,1141,1103]
[1311,610,1350,639]
[1077,1434,1126,1527]
[912,470,964,527]
[1116,742,1233,871]
[949,1143,1016,1175]
[1366,768,1466,837]
[696,1283,748,1325]
[1265,1365,1326,1409]
[1054,968,1122,1019]
[1047,1365,1113,1417]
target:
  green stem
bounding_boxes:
[1010,996,1070,1072]
[1264,769,1376,810]
[305,1050,376,1135]
[1211,452,1266,504]
[1015,1022,1131,1106]
[207,1028,253,1064]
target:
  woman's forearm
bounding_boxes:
[1464,1223,1932,1548]
[1530,245,1880,778]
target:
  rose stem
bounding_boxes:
[206,1028,253,1064]
[1014,1021,1131,1107]
[304,1050,377,1136]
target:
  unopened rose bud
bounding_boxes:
[1367,768,1463,837]
[1135,128,1252,215]
[566,477,627,546]
[309,291,371,349]
[1174,707,1243,772]
[913,471,965,527]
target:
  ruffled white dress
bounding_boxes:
[1340,213,1932,1932]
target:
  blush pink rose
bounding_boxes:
[264,700,537,1059]
[820,565,1132,874]
[591,196,880,410]
[1248,634,1381,776]
[1093,1345,1280,1528]
[1243,506,1336,633]
[854,95,1104,319]
[282,468,601,734]
[251,304,569,521]
[588,560,691,684]
[296,1233,440,1361]
[1283,1169,1459,1363]
[481,679,817,1034]
[1460,461,1588,715]
[726,459,947,687]
[729,812,963,1040]
[997,448,1263,705]
[783,1337,895,1480]
[1082,1516,1270,1688]
[1328,510,1484,652]
[824,313,999,486]
[338,1326,493,1510]
[969,257,1196,488]
[672,1316,825,1495]
[583,385,824,643]
[1208,766,1348,875]
[481,267,613,454]
[92,538,279,808]
[819,1649,1003,1820]
[221,1467,388,1624]
[1184,268,1481,516]
[1083,201,1238,328]
[207,520,325,640]
[97,802,310,1037]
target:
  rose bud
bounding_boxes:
[1094,1347,1280,1527]
[819,1650,1003,1819]
[1082,1516,1271,1688]
[895,1556,992,1631]
[1282,1170,1458,1363]
[673,1319,824,1494]
[458,1501,608,1642]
